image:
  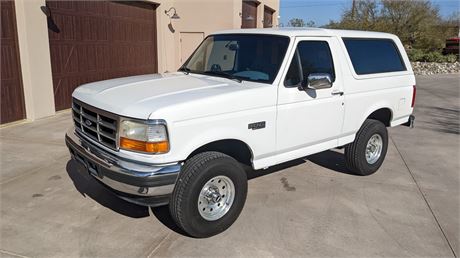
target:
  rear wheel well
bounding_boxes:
[188,139,253,167]
[367,108,392,127]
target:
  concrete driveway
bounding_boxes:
[1,74,458,257]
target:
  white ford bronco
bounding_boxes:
[66,28,416,238]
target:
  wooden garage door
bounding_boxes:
[47,1,158,111]
[263,5,274,28]
[1,0,26,124]
[241,1,258,29]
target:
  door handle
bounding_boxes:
[331,90,344,96]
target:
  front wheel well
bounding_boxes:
[367,108,392,127]
[188,139,253,167]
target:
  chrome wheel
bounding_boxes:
[198,175,235,221]
[365,134,383,164]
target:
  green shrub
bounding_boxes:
[425,51,445,62]
[445,54,458,63]
[407,49,426,62]
[407,49,458,63]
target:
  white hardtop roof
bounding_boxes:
[212,27,397,39]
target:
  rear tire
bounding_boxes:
[345,119,388,176]
[169,151,247,238]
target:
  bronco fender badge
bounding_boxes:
[248,121,266,130]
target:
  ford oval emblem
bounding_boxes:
[85,119,92,126]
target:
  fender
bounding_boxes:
[181,135,254,163]
[169,121,259,165]
[359,104,393,129]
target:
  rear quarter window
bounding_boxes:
[343,38,406,75]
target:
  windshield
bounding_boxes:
[181,34,290,84]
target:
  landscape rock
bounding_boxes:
[411,61,460,75]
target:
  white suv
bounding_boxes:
[66,28,416,238]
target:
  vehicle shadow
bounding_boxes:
[419,105,459,135]
[150,206,188,236]
[149,158,311,237]
[66,160,188,235]
[307,149,356,175]
[66,160,150,218]
[66,149,355,236]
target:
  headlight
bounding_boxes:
[119,120,169,154]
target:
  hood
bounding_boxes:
[72,73,274,120]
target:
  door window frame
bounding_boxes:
[281,38,337,88]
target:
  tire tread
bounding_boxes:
[345,119,387,175]
[170,151,231,233]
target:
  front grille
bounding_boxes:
[72,99,118,150]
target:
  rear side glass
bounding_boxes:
[343,38,406,75]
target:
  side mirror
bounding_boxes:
[299,73,332,91]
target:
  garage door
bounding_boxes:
[1,0,26,124]
[263,5,274,28]
[47,1,158,111]
[241,1,258,29]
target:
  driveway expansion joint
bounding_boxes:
[390,136,457,258]
[0,249,31,258]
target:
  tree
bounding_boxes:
[326,0,457,50]
[287,18,316,27]
[306,20,316,27]
[380,0,443,50]
[288,18,306,27]
[336,0,380,30]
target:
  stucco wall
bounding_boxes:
[155,0,279,72]
[12,0,279,122]
[15,0,55,120]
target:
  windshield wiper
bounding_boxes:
[178,67,191,75]
[203,70,242,83]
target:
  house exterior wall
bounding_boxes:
[15,0,55,121]
[10,0,279,123]
[155,0,279,72]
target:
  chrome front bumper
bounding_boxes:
[65,128,180,206]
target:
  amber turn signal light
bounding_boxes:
[120,137,169,153]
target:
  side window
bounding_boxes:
[343,38,406,75]
[284,41,335,87]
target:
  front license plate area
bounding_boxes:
[86,160,99,178]
[70,149,101,178]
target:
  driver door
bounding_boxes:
[276,37,345,163]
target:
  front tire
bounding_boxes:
[345,119,388,176]
[169,151,247,238]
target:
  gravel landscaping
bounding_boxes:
[411,61,460,75]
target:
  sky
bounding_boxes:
[279,0,460,27]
